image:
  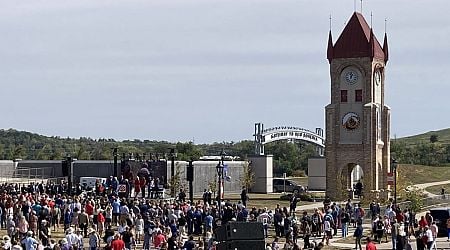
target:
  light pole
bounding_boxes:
[169,148,175,197]
[216,150,226,221]
[216,161,224,218]
[392,159,398,205]
[113,148,118,177]
[220,150,226,202]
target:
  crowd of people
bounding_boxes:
[0,178,331,250]
[0,179,267,250]
[0,178,446,250]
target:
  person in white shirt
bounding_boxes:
[430,221,438,250]
[323,217,332,245]
[65,227,79,247]
[118,223,127,234]
[425,225,434,250]
[3,236,12,250]
[257,208,271,238]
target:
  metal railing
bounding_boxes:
[394,194,450,213]
[0,167,55,184]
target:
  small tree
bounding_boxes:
[405,186,425,213]
[239,162,255,191]
[208,180,217,198]
[168,163,183,197]
[430,134,439,143]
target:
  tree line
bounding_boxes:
[391,136,450,166]
[2,128,447,178]
[0,129,317,176]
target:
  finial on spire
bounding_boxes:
[354,0,357,12]
[384,18,387,33]
[370,12,373,28]
[329,14,332,31]
[360,0,363,13]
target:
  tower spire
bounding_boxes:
[327,14,333,63]
[383,32,389,63]
[327,29,334,63]
[369,28,375,59]
[332,12,385,61]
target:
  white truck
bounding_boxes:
[79,177,106,189]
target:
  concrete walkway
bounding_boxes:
[411,180,450,197]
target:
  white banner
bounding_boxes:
[262,128,324,147]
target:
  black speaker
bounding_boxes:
[186,160,194,182]
[186,166,194,182]
[216,222,264,241]
[217,239,265,250]
[62,160,69,176]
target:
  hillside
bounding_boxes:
[0,127,449,167]
[395,128,450,146]
[0,128,253,161]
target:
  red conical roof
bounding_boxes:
[330,12,385,61]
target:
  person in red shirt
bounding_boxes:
[395,209,404,223]
[366,237,377,250]
[97,210,105,236]
[111,233,125,250]
[85,201,94,216]
[153,231,166,248]
[419,215,428,229]
[47,199,55,209]
[139,176,147,198]
[134,177,141,198]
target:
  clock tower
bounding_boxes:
[325,12,391,200]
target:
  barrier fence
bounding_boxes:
[0,167,56,184]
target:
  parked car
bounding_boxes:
[429,207,450,237]
[273,178,305,193]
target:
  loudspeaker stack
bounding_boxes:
[215,222,265,250]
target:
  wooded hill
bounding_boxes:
[0,127,449,176]
[395,128,450,146]
[392,128,450,166]
[0,128,317,176]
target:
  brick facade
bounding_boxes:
[325,57,391,200]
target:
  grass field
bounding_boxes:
[425,184,450,195]
[398,164,450,185]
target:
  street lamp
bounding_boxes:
[392,159,398,205]
[216,161,224,217]
[216,150,226,220]
[169,148,176,197]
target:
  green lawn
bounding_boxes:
[425,184,450,195]
[398,164,450,184]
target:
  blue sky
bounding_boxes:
[1,0,449,143]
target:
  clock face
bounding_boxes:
[345,70,358,84]
[342,112,360,130]
[374,70,382,85]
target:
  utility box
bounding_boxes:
[308,157,326,191]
